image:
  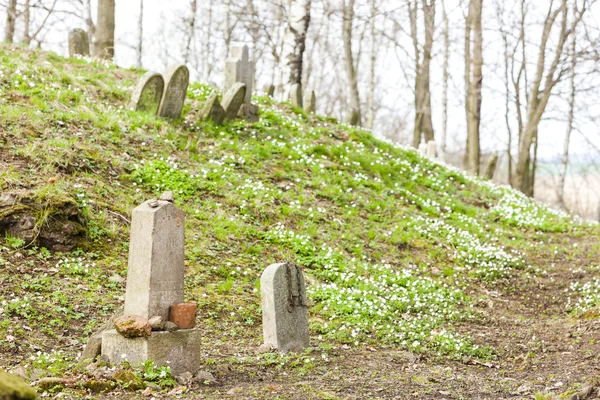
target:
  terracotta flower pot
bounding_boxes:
[169,302,198,329]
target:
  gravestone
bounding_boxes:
[101,193,202,375]
[289,83,303,108]
[426,140,437,158]
[264,84,275,97]
[261,262,309,353]
[224,45,259,121]
[304,90,316,114]
[158,65,190,119]
[222,82,246,121]
[68,29,90,57]
[200,92,225,125]
[130,72,165,115]
[418,140,427,155]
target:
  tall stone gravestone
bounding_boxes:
[261,262,309,353]
[158,65,190,119]
[130,72,165,114]
[68,29,90,57]
[101,194,202,375]
[224,45,259,122]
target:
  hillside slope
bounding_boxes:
[1,46,600,399]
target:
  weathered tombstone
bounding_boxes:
[158,65,190,119]
[222,82,246,121]
[484,151,499,180]
[289,83,303,108]
[101,193,202,375]
[224,44,259,121]
[130,72,165,114]
[264,84,275,97]
[261,262,309,353]
[426,140,437,158]
[68,29,90,57]
[304,90,316,114]
[200,92,225,125]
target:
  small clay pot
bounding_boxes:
[169,302,198,329]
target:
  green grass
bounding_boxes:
[0,45,597,365]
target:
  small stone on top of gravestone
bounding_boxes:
[261,262,309,353]
[130,71,165,115]
[68,28,90,57]
[200,92,225,125]
[289,83,303,108]
[222,82,246,121]
[158,65,190,119]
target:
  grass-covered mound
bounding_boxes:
[1,46,599,394]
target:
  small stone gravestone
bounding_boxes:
[304,90,316,114]
[158,65,190,119]
[426,140,437,158]
[200,92,225,125]
[261,262,309,353]
[222,82,246,121]
[130,72,165,114]
[289,83,303,108]
[264,84,275,97]
[101,193,202,375]
[68,29,90,57]
[418,140,427,155]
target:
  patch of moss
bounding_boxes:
[0,370,37,400]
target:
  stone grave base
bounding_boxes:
[101,329,202,376]
[238,103,259,122]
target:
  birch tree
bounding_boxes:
[280,0,312,93]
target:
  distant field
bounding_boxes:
[535,173,600,221]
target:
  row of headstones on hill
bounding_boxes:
[86,193,309,376]
[263,82,317,114]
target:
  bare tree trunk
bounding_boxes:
[280,0,312,90]
[136,0,144,67]
[203,0,214,81]
[83,0,95,40]
[558,25,577,209]
[4,0,17,43]
[464,0,482,175]
[513,0,582,195]
[95,0,116,60]
[441,0,449,153]
[23,0,31,45]
[411,0,435,148]
[183,0,198,64]
[343,0,361,126]
[224,0,232,56]
[367,0,377,130]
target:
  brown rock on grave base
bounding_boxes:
[114,315,151,338]
[169,303,198,329]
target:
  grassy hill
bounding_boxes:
[1,46,600,399]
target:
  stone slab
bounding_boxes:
[130,72,165,114]
[158,65,190,119]
[68,28,90,57]
[123,200,185,321]
[101,329,202,375]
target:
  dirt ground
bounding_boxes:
[2,234,600,400]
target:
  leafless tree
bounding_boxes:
[342,0,361,126]
[95,0,115,60]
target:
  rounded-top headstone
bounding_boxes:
[260,262,309,353]
[158,65,190,119]
[222,82,247,121]
[130,71,165,115]
[68,28,90,57]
